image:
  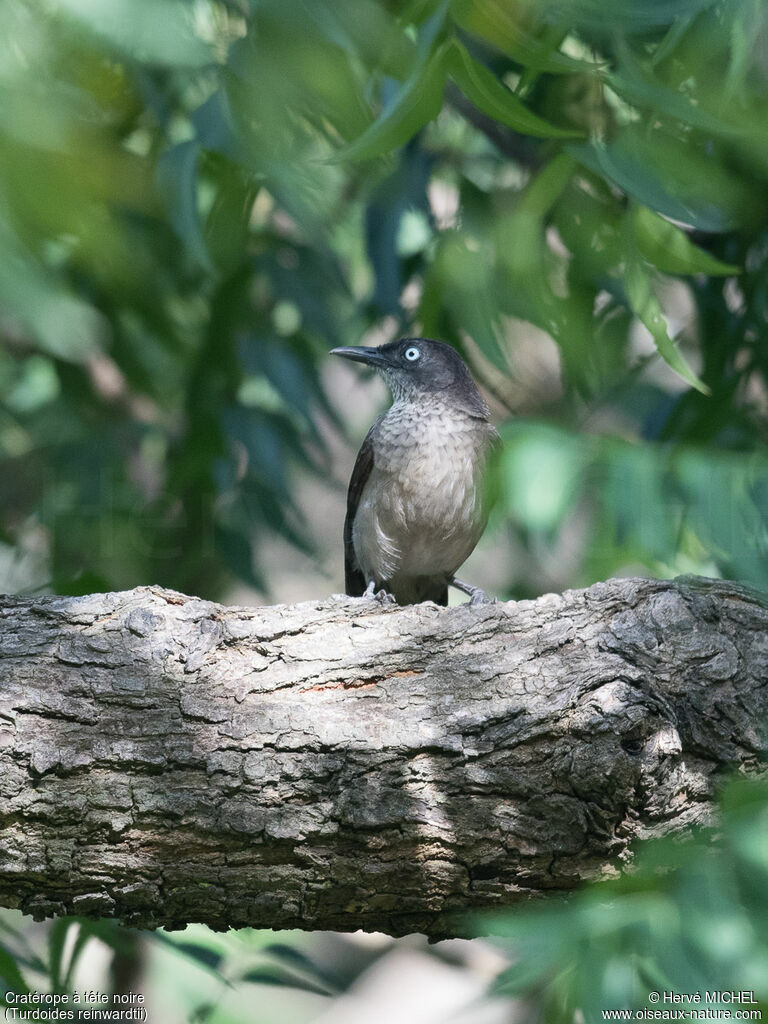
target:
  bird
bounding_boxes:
[330,337,499,606]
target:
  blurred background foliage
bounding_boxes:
[1,0,768,1019]
[1,0,766,600]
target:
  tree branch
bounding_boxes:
[0,576,766,938]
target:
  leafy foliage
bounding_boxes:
[0,0,766,599]
[0,917,351,1019]
[481,776,768,1022]
[492,421,768,592]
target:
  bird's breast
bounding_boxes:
[352,405,495,583]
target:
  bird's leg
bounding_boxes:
[363,580,397,606]
[450,577,497,607]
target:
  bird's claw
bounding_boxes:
[450,577,497,607]
[362,581,397,606]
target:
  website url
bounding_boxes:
[602,1012,762,1021]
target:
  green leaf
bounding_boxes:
[240,965,333,997]
[553,0,718,30]
[726,0,764,98]
[0,219,99,362]
[649,16,694,67]
[261,943,344,992]
[56,0,213,67]
[156,142,213,272]
[330,41,449,162]
[447,41,583,139]
[47,919,74,991]
[214,524,265,592]
[570,130,754,233]
[150,934,230,982]
[426,231,508,369]
[518,152,577,218]
[623,259,710,394]
[495,155,575,285]
[500,426,587,532]
[297,0,416,78]
[632,206,740,276]
[0,944,30,997]
[609,39,745,138]
[451,0,605,73]
[554,178,624,277]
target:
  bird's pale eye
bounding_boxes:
[404,346,420,362]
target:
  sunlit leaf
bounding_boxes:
[553,177,624,277]
[632,206,740,276]
[500,425,587,531]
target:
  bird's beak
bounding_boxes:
[330,346,390,369]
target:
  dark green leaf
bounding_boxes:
[192,90,241,160]
[451,0,605,73]
[214,524,265,592]
[156,141,212,271]
[150,933,230,982]
[47,919,74,991]
[570,129,755,232]
[548,0,718,30]
[240,965,333,997]
[261,943,343,991]
[330,41,449,162]
[448,41,583,139]
[0,945,31,996]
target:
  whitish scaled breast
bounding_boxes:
[352,401,496,583]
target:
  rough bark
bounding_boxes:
[0,576,766,939]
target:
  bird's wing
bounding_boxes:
[343,417,381,596]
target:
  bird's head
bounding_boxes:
[330,337,489,417]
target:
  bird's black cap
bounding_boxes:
[331,337,489,417]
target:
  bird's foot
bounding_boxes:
[363,580,397,606]
[451,577,498,607]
